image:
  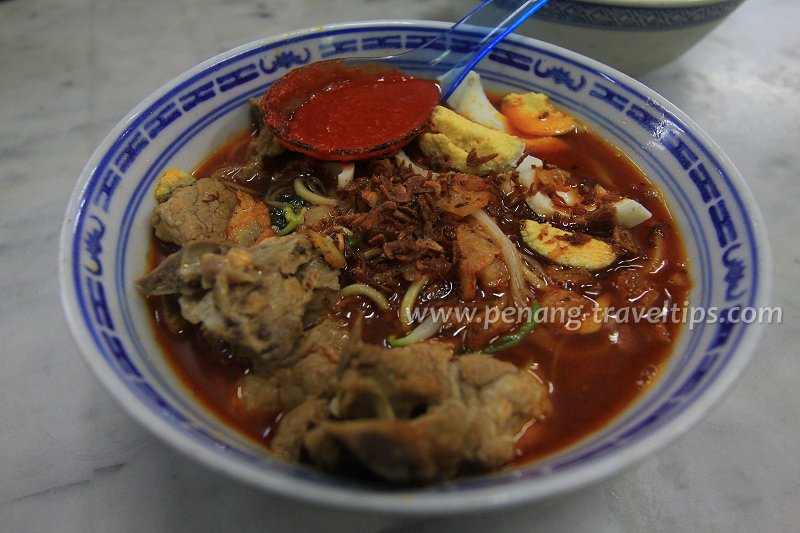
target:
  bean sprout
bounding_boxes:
[264,181,294,203]
[341,283,389,311]
[362,248,382,259]
[293,178,338,206]
[472,209,528,309]
[387,316,444,347]
[305,175,329,195]
[399,276,429,329]
[520,252,550,288]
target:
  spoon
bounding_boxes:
[261,0,550,160]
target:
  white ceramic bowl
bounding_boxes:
[60,20,769,514]
[452,0,746,75]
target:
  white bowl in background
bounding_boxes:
[59,20,769,514]
[451,0,746,75]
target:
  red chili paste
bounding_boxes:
[287,74,440,152]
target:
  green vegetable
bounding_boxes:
[482,301,541,354]
[347,233,366,247]
[269,207,287,230]
[341,283,389,310]
[271,194,306,233]
[276,206,307,236]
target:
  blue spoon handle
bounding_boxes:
[416,0,550,99]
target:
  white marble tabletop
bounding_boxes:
[1,0,798,531]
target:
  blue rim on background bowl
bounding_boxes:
[59,20,770,514]
[535,0,744,29]
[451,0,747,75]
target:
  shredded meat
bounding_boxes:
[466,148,498,167]
[583,203,617,229]
[456,222,509,300]
[612,225,641,256]
[647,224,667,248]
[556,230,592,246]
[613,269,661,309]
[535,166,573,191]
[544,264,595,289]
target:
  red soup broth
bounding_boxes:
[146,120,690,466]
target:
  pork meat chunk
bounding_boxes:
[303,337,550,483]
[455,354,550,467]
[270,399,330,461]
[304,400,469,482]
[333,336,454,420]
[137,234,340,368]
[151,178,238,245]
[136,241,233,296]
[239,319,349,412]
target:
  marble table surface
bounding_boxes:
[1,0,798,531]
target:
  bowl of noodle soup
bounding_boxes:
[60,20,769,513]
